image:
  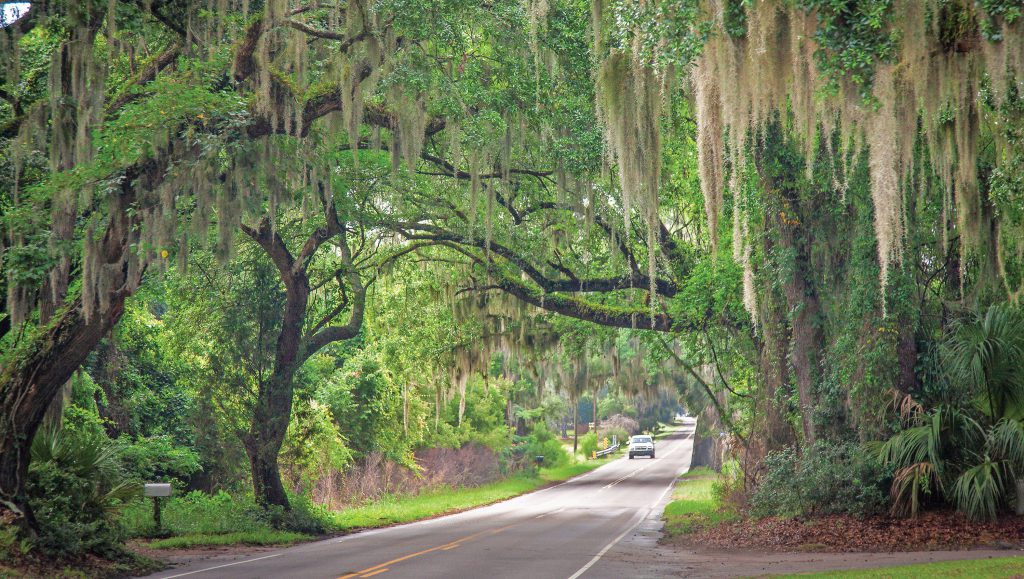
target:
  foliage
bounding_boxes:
[943,304,1024,421]
[578,432,599,459]
[522,424,569,468]
[661,468,738,537]
[879,305,1024,520]
[121,490,327,538]
[27,428,140,559]
[751,442,891,519]
[118,435,201,488]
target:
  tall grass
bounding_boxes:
[661,467,737,537]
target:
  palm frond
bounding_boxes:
[890,462,936,518]
[952,458,1010,521]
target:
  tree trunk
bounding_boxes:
[754,300,795,451]
[245,430,291,509]
[0,296,127,530]
[896,314,918,395]
[239,204,365,510]
[241,226,312,511]
[572,401,578,455]
[756,124,824,445]
[0,169,139,532]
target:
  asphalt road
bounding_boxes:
[146,419,695,579]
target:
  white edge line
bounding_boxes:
[568,426,695,578]
[158,553,284,579]
[565,510,647,579]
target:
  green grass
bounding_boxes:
[653,422,684,440]
[326,459,609,531]
[777,556,1024,578]
[661,467,736,537]
[146,530,311,549]
[125,457,611,550]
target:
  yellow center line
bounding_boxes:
[336,522,520,579]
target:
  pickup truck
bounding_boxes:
[628,435,655,459]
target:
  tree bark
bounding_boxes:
[756,126,824,445]
[240,219,312,510]
[0,299,126,530]
[239,197,366,510]
[0,163,141,531]
[572,401,578,454]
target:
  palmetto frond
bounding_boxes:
[953,458,1012,521]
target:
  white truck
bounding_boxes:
[628,435,655,459]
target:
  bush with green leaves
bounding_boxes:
[27,427,140,559]
[877,304,1024,521]
[596,426,630,449]
[523,424,568,468]
[121,489,331,537]
[751,441,891,519]
[119,435,202,487]
[578,432,599,458]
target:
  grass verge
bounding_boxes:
[661,466,736,538]
[325,459,611,532]
[146,530,310,549]
[778,556,1024,578]
[127,457,612,550]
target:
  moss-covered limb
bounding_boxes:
[460,194,645,278]
[418,150,555,181]
[653,334,743,441]
[493,273,678,332]
[106,43,183,114]
[395,221,678,297]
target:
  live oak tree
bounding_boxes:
[4,0,1024,535]
[0,0,597,529]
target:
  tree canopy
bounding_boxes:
[2,0,1024,557]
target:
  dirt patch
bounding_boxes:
[673,511,1024,552]
[128,540,283,574]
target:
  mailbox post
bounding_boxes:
[144,483,173,532]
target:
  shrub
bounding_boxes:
[121,491,263,537]
[596,426,630,449]
[601,414,640,436]
[28,427,140,559]
[579,432,598,458]
[523,424,569,468]
[120,435,201,487]
[711,459,745,510]
[751,441,891,518]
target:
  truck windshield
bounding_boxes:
[632,436,652,443]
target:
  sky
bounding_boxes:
[1,2,30,28]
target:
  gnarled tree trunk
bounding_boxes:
[0,172,140,531]
[239,197,366,510]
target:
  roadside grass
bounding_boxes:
[653,421,684,440]
[777,556,1024,578]
[661,467,736,538]
[326,458,612,532]
[123,456,612,550]
[145,530,310,549]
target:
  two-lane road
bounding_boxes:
[148,419,695,579]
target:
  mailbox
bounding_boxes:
[144,483,172,497]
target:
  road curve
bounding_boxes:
[144,419,695,579]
